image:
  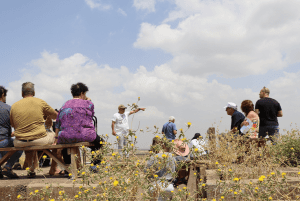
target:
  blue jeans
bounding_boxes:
[0,138,23,169]
[259,126,279,144]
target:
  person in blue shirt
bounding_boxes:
[162,116,177,140]
[224,102,245,135]
[0,86,23,179]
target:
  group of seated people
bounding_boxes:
[0,82,103,179]
[146,133,206,201]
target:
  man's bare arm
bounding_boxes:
[129,108,146,115]
[112,121,116,136]
[173,130,177,135]
[277,110,283,117]
[255,109,259,115]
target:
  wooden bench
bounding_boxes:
[0,142,94,179]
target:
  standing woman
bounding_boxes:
[240,100,259,138]
[55,82,103,172]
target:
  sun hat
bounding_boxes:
[173,139,189,156]
[118,104,127,109]
[224,102,237,110]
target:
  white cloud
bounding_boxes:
[6,52,300,148]
[84,0,111,10]
[133,0,156,13]
[117,8,127,16]
[134,0,300,78]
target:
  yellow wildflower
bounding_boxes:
[194,148,198,152]
[35,190,39,193]
[202,184,205,187]
[215,162,219,165]
[82,172,85,175]
[154,175,158,178]
[113,180,119,186]
[233,178,239,182]
[131,144,134,147]
[269,197,273,200]
[17,195,21,199]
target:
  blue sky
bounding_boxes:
[1,0,300,148]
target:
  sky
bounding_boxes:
[1,0,300,149]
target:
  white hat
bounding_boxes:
[169,116,175,121]
[224,102,237,110]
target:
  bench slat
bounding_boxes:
[0,142,94,151]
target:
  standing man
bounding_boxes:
[0,86,23,179]
[255,87,282,142]
[224,102,245,135]
[10,82,58,178]
[162,116,177,141]
[111,104,145,156]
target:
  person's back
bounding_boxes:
[0,86,23,179]
[0,101,11,140]
[162,116,177,140]
[255,87,282,140]
[11,97,55,140]
[255,97,281,127]
[56,99,96,144]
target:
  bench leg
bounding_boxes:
[44,150,68,172]
[187,164,197,200]
[70,148,78,179]
[0,151,16,167]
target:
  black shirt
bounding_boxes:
[255,97,282,127]
[231,110,245,134]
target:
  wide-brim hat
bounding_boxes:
[118,104,127,109]
[173,139,189,156]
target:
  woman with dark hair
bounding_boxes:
[189,133,206,158]
[240,100,259,138]
[54,82,103,174]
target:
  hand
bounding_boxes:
[241,120,249,126]
[52,138,58,145]
[140,108,146,111]
[45,116,53,129]
[112,130,116,136]
[11,131,15,137]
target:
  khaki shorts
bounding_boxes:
[14,131,55,147]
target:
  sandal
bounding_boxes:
[2,167,19,179]
[27,171,36,178]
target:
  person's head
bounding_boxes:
[259,87,270,98]
[224,102,237,116]
[0,86,8,103]
[22,82,35,98]
[71,82,89,100]
[241,100,254,116]
[169,116,175,123]
[150,137,168,153]
[192,133,202,140]
[118,104,127,114]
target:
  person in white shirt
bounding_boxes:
[189,133,207,159]
[111,104,145,156]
